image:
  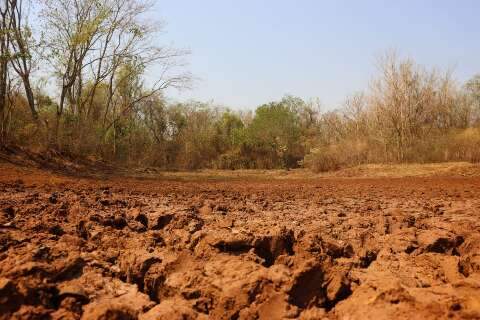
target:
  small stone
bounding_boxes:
[58,284,89,304]
[49,192,58,204]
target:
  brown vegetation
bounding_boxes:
[2,0,480,171]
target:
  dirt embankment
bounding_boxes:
[1,163,480,319]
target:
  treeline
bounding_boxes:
[304,54,480,171]
[0,0,189,161]
[1,0,480,171]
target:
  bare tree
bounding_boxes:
[40,0,190,145]
[40,0,109,141]
[466,75,480,125]
[343,92,367,137]
[370,52,438,161]
[0,0,14,140]
[8,0,38,121]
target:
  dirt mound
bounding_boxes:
[0,145,117,176]
[1,166,480,319]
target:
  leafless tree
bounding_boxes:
[40,0,190,144]
[0,0,13,140]
[3,0,39,122]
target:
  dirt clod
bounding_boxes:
[1,163,480,319]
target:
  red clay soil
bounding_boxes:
[1,163,480,319]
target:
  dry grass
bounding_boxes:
[129,162,480,181]
[330,162,480,178]
[3,151,480,183]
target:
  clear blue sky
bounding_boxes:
[154,0,480,110]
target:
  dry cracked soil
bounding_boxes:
[1,163,480,319]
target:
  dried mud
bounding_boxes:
[1,164,480,319]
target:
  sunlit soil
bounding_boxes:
[1,162,480,319]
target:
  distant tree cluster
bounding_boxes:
[1,1,480,171]
[303,53,480,171]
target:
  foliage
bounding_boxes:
[2,2,480,171]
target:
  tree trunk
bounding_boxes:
[0,61,7,144]
[22,76,38,121]
[53,89,67,147]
